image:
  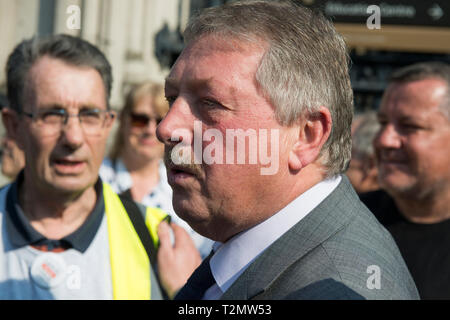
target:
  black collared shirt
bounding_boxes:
[4,171,105,253]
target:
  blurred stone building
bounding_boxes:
[0,0,191,109]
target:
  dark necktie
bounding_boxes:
[174,253,216,300]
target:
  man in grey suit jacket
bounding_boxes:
[155,0,419,299]
[221,175,417,299]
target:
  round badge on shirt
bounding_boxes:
[30,252,67,289]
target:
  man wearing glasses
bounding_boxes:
[0,34,200,299]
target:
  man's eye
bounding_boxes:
[401,123,421,131]
[201,99,220,108]
[80,110,101,119]
[40,110,64,122]
[80,110,102,125]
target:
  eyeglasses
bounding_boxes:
[129,112,163,128]
[22,108,115,136]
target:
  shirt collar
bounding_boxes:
[209,175,342,294]
[4,171,105,253]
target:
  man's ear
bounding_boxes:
[2,108,22,149]
[288,106,332,172]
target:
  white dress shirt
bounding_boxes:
[203,175,342,300]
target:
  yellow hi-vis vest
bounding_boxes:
[102,183,167,300]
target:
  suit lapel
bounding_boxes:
[221,176,359,300]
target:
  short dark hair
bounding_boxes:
[6,34,113,112]
[389,61,450,119]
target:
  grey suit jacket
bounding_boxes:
[221,176,419,300]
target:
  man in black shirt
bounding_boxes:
[361,61,450,299]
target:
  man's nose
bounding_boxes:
[374,123,402,150]
[61,116,84,148]
[156,98,194,147]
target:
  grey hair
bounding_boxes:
[352,111,380,160]
[389,61,450,119]
[6,34,113,113]
[183,0,353,177]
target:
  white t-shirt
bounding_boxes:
[0,183,113,299]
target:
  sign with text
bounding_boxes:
[300,0,450,28]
